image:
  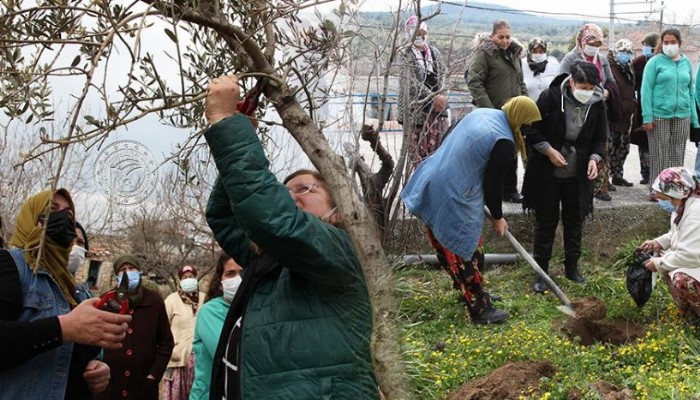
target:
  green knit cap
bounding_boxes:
[112,253,141,274]
[642,32,660,47]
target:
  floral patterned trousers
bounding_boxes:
[426,229,489,316]
[665,272,700,320]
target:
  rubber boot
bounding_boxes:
[564,259,585,283]
[532,258,549,294]
[470,293,509,324]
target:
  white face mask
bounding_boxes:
[67,245,86,274]
[573,88,595,104]
[413,38,425,48]
[222,276,243,301]
[583,45,600,57]
[662,44,679,58]
[180,277,198,293]
[531,53,547,63]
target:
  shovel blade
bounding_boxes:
[557,305,578,318]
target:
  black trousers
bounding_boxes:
[532,177,583,265]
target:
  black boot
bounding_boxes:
[470,293,509,324]
[565,260,585,283]
[532,258,549,294]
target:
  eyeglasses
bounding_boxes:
[288,183,319,196]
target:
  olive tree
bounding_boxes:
[0,0,432,396]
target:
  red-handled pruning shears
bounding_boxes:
[236,78,267,117]
[94,273,130,314]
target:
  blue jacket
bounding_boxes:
[401,108,513,259]
[641,53,699,127]
[190,296,229,400]
[0,249,74,400]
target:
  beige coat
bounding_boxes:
[164,291,205,368]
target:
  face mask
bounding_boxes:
[583,45,600,57]
[642,45,653,58]
[662,44,679,58]
[657,199,677,213]
[615,53,632,64]
[67,245,86,274]
[531,53,547,63]
[180,277,199,293]
[42,209,77,248]
[413,38,425,48]
[572,88,595,104]
[117,270,141,291]
[222,275,243,301]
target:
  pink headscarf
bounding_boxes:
[575,23,604,51]
[404,15,427,39]
[652,167,700,225]
[575,23,605,82]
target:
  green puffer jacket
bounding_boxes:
[467,38,528,109]
[204,114,379,400]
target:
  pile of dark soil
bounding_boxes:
[446,360,555,400]
[558,297,647,346]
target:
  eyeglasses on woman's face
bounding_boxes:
[287,182,319,196]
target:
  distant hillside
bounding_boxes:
[360,2,598,31]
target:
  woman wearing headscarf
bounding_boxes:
[397,15,448,167]
[560,23,618,202]
[640,167,700,321]
[402,96,541,324]
[631,32,660,185]
[467,20,529,204]
[97,254,174,400]
[163,265,205,400]
[522,61,608,293]
[0,189,130,399]
[607,38,637,188]
[640,28,699,200]
[522,37,560,102]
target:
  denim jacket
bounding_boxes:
[401,108,513,259]
[0,249,74,400]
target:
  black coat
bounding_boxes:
[522,74,609,220]
[96,287,174,400]
[630,54,650,146]
[608,53,637,134]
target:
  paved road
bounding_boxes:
[503,141,699,214]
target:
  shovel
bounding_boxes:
[485,208,577,317]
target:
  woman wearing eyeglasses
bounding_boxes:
[201,75,380,400]
[522,61,608,293]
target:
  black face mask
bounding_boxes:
[41,209,77,248]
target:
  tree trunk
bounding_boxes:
[270,93,413,399]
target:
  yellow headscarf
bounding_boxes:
[501,96,542,162]
[10,189,78,307]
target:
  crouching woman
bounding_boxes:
[641,167,700,321]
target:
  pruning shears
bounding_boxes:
[236,77,268,117]
[94,273,130,314]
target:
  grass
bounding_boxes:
[396,238,700,399]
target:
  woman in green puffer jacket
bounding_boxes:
[202,75,380,400]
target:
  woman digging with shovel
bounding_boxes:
[402,96,541,324]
